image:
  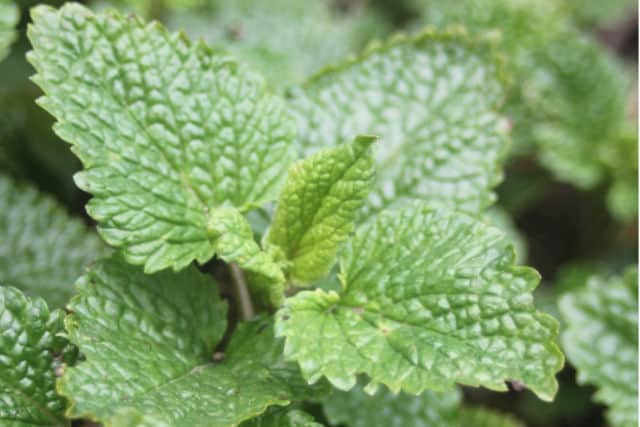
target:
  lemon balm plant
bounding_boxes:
[0,1,633,426]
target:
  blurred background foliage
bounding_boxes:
[0,0,637,426]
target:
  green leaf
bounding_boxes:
[559,267,638,427]
[276,204,563,400]
[483,207,527,263]
[241,407,323,427]
[265,135,375,285]
[322,382,461,427]
[559,0,638,27]
[28,3,296,274]
[0,174,108,308]
[58,255,324,426]
[207,207,285,306]
[288,29,509,217]
[529,32,629,190]
[461,406,525,427]
[0,286,75,427]
[0,0,18,62]
[167,0,389,89]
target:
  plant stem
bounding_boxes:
[229,263,255,320]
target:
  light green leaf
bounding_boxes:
[241,407,323,427]
[322,382,461,427]
[276,205,563,400]
[58,255,324,426]
[559,267,638,427]
[0,174,108,308]
[559,0,637,27]
[0,286,75,427]
[265,135,375,285]
[0,0,18,62]
[168,0,389,89]
[288,29,509,217]
[28,3,296,274]
[529,32,629,190]
[206,207,285,307]
[461,406,525,427]
[483,207,527,263]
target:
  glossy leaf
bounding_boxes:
[288,29,509,217]
[322,382,461,427]
[28,3,296,273]
[0,175,107,308]
[59,256,323,426]
[0,286,75,427]
[266,136,375,285]
[276,205,563,400]
[0,0,17,62]
[559,267,638,427]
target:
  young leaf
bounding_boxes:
[0,174,108,308]
[59,256,325,426]
[205,207,285,306]
[461,406,525,427]
[265,135,375,285]
[276,204,563,401]
[322,382,461,427]
[0,286,76,427]
[559,267,638,427]
[241,407,323,427]
[0,0,18,62]
[288,29,509,217]
[28,3,296,274]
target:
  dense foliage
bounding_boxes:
[0,1,637,426]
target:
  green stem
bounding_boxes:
[229,263,255,320]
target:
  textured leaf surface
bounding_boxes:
[168,0,388,88]
[241,407,322,427]
[59,256,322,426]
[207,207,285,306]
[0,286,74,427]
[276,205,563,400]
[0,175,107,308]
[461,406,525,427]
[484,207,527,263]
[0,0,17,61]
[322,382,461,427]
[559,267,638,427]
[266,136,375,285]
[288,29,508,216]
[28,3,296,273]
[528,32,629,190]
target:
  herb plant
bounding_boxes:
[0,1,637,427]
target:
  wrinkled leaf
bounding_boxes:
[0,174,107,308]
[289,29,509,217]
[276,204,563,400]
[559,267,638,427]
[59,256,323,426]
[322,381,461,427]
[28,3,296,274]
[266,135,375,285]
[0,286,75,427]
